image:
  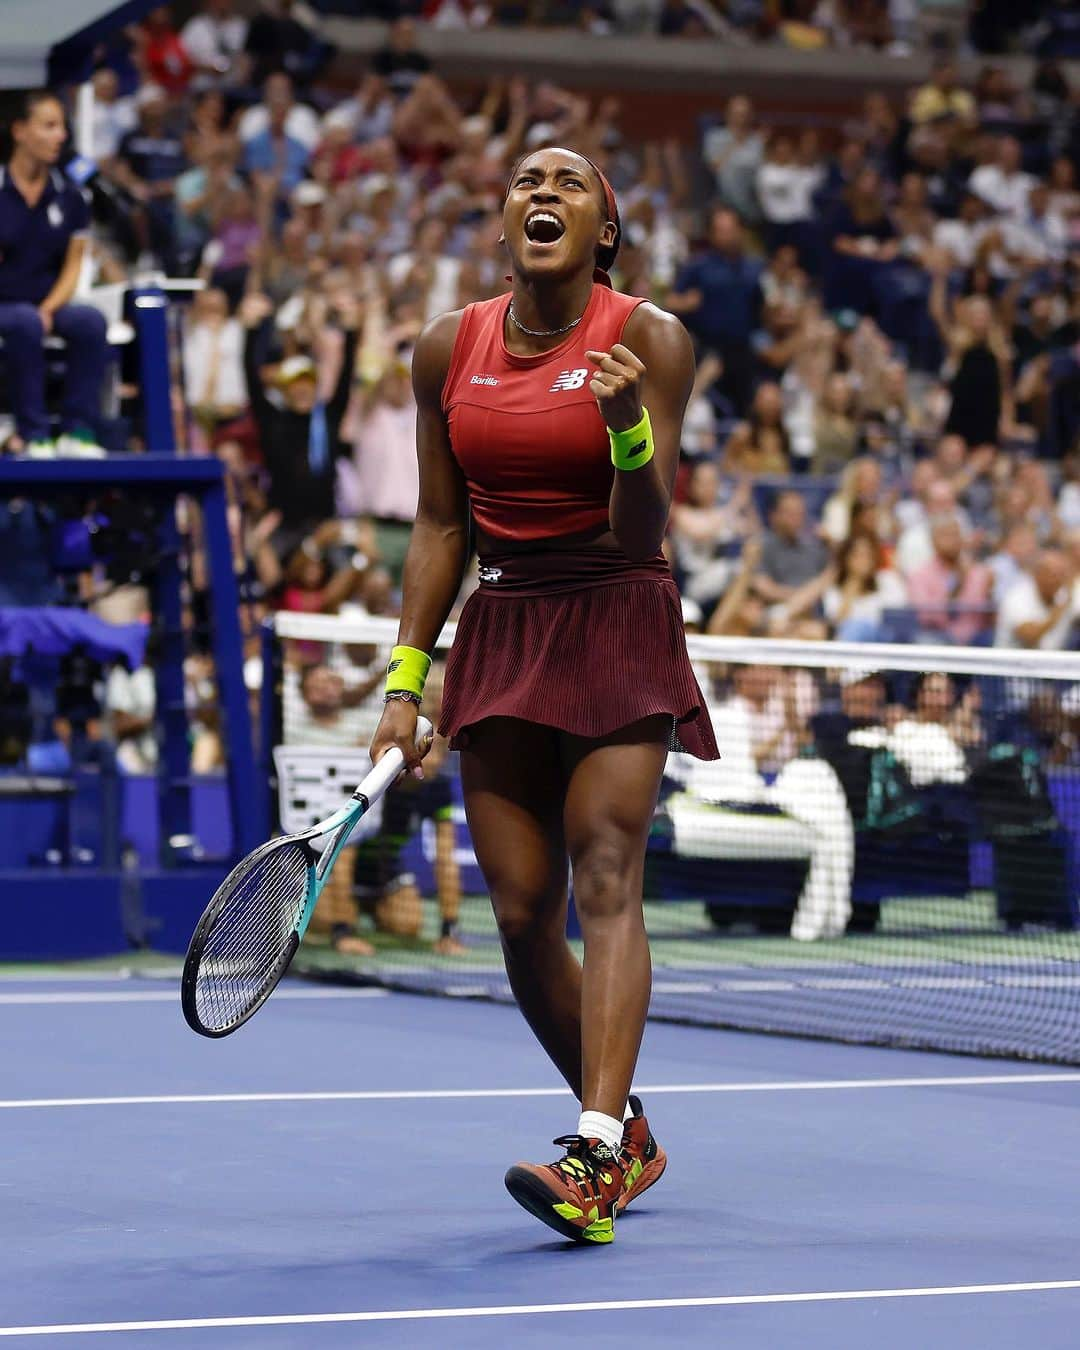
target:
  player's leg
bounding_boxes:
[459,716,582,1097]
[562,714,669,1123]
[502,715,669,1244]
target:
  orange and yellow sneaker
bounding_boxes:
[505,1135,625,1244]
[617,1095,667,1213]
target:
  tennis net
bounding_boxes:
[272,609,1080,1064]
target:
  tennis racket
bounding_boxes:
[181,719,432,1038]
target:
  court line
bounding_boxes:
[3,1279,1080,1337]
[3,1072,1079,1110]
[0,989,388,1006]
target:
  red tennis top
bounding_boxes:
[441,284,645,541]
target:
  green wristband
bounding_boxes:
[608,407,654,471]
[385,644,431,699]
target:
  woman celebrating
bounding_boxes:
[369,146,717,1245]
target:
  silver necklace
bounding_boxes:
[508,302,585,338]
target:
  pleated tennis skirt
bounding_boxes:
[438,548,718,760]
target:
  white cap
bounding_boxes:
[839,667,882,688]
[293,180,327,207]
[136,83,167,108]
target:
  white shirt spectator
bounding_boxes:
[932,217,992,270]
[91,96,136,162]
[968,164,1036,220]
[105,666,158,774]
[1058,482,1080,531]
[823,571,907,630]
[183,316,247,412]
[995,574,1080,650]
[896,509,972,577]
[1002,210,1069,265]
[755,161,823,225]
[180,11,249,88]
[238,101,321,150]
[386,252,461,323]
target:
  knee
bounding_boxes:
[0,304,44,343]
[491,882,562,950]
[571,837,637,921]
[58,305,108,344]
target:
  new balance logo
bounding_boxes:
[549,368,588,392]
[470,374,499,386]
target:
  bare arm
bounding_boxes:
[590,303,695,561]
[369,311,470,771]
[39,236,86,323]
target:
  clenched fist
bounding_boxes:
[585,343,645,433]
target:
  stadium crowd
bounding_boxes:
[1,1,1080,785]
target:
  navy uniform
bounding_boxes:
[0,166,108,445]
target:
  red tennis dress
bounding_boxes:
[437,284,717,759]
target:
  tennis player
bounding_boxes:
[369,146,718,1245]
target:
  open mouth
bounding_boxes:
[524,211,566,245]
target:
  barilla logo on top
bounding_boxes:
[549,369,589,392]
[470,374,500,386]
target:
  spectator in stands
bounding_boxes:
[987,521,1039,603]
[373,16,433,100]
[330,72,395,145]
[889,671,976,786]
[909,57,977,128]
[0,91,110,458]
[669,462,755,614]
[995,549,1080,650]
[755,489,831,606]
[812,371,859,474]
[180,0,250,91]
[907,516,993,645]
[828,166,899,270]
[238,72,320,151]
[968,136,1036,221]
[241,81,312,206]
[823,532,907,641]
[182,286,246,445]
[673,663,852,941]
[930,280,1017,452]
[756,132,823,254]
[88,68,137,163]
[337,356,418,584]
[137,6,194,97]
[172,138,240,275]
[668,206,763,414]
[110,83,187,265]
[723,381,791,474]
[821,456,889,547]
[240,290,359,558]
[244,0,333,90]
[702,96,763,227]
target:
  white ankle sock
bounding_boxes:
[622,1099,634,1123]
[577,1110,624,1153]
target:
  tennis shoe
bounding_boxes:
[617,1094,667,1212]
[505,1135,625,1244]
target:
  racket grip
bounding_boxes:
[356,717,434,806]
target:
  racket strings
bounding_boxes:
[194,842,310,1032]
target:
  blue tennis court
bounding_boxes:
[4,973,1080,1348]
